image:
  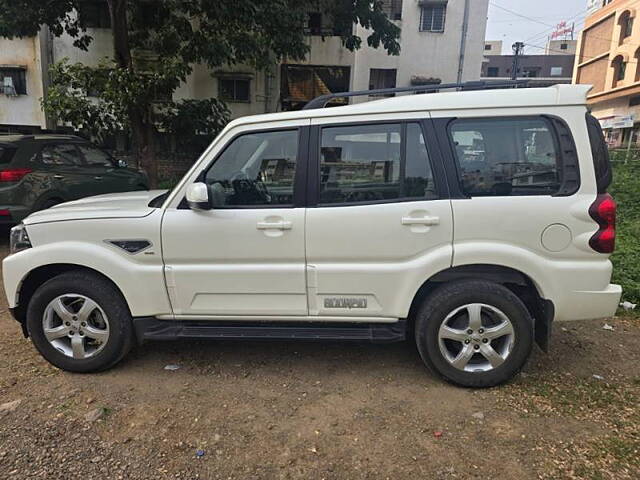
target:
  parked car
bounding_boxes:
[0,134,148,224]
[2,83,621,387]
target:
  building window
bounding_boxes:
[308,12,323,35]
[78,1,111,29]
[219,77,250,102]
[280,65,351,111]
[550,66,563,76]
[560,43,568,50]
[486,67,499,77]
[381,0,403,20]
[522,67,541,78]
[629,95,640,106]
[624,16,634,38]
[305,12,348,36]
[420,3,446,32]
[369,69,397,95]
[617,62,627,81]
[0,68,27,95]
[485,44,492,51]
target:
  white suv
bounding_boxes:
[2,84,621,387]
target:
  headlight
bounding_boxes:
[10,223,31,254]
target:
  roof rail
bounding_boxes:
[302,80,530,110]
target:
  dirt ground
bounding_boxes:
[0,237,638,479]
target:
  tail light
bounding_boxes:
[589,193,616,253]
[0,168,32,183]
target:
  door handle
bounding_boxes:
[94,176,103,180]
[256,220,293,230]
[53,174,64,180]
[401,215,440,226]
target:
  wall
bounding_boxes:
[350,0,489,103]
[0,35,47,129]
[2,0,490,130]
[579,14,614,61]
[481,54,575,82]
[574,0,640,119]
[52,29,113,67]
[484,40,503,55]
[546,39,577,55]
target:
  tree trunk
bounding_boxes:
[107,0,159,188]
[131,111,158,188]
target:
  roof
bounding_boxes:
[228,84,592,128]
[0,134,84,144]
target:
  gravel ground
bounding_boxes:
[1,238,638,479]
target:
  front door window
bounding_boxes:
[205,130,298,207]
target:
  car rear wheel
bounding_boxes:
[26,271,134,372]
[415,280,533,388]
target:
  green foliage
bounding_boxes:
[159,98,230,151]
[4,0,402,185]
[609,160,640,303]
[42,58,230,147]
[41,60,123,141]
[0,0,92,49]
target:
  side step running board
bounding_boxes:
[133,318,407,344]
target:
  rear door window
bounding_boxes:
[39,144,84,166]
[449,117,561,196]
[318,122,438,204]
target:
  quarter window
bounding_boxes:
[450,117,561,196]
[205,130,298,207]
[319,123,436,204]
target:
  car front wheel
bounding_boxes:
[26,271,134,373]
[415,280,534,388]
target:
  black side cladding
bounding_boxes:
[132,318,407,344]
[586,113,613,193]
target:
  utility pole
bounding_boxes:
[456,0,471,83]
[511,42,524,80]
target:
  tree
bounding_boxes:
[0,0,401,187]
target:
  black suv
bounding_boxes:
[0,134,148,224]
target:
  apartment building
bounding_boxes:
[574,0,640,147]
[1,0,489,133]
[481,40,576,86]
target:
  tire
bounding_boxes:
[26,271,134,373]
[415,280,533,388]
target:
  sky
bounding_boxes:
[485,0,589,55]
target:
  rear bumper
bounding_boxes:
[553,284,622,321]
